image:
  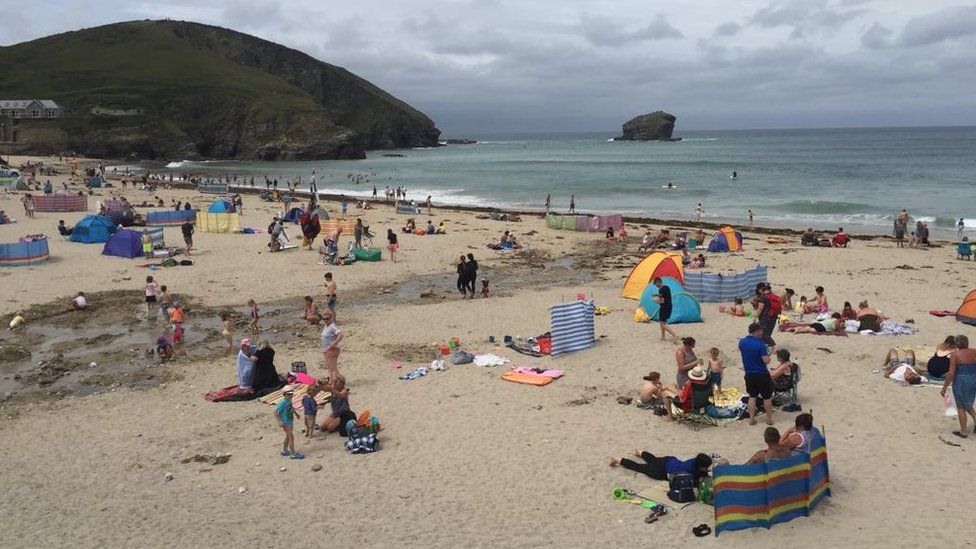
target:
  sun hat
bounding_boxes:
[282,385,295,395]
[688,365,708,382]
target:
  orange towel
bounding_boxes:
[501,371,554,386]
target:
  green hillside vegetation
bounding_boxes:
[0,20,440,159]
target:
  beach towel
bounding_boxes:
[205,385,258,402]
[501,371,554,386]
[550,299,596,357]
[399,366,429,381]
[259,384,330,409]
[473,354,510,367]
[511,367,564,378]
[929,310,955,317]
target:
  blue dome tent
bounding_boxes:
[207,200,236,213]
[70,215,118,243]
[283,207,304,224]
[639,277,702,324]
[102,229,144,258]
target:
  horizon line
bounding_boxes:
[441,123,976,137]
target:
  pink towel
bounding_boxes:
[512,367,564,378]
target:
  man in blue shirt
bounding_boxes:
[739,323,773,425]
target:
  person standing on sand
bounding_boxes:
[674,337,702,388]
[695,202,703,223]
[545,194,551,212]
[373,186,377,198]
[652,278,679,343]
[941,334,976,439]
[464,253,479,298]
[387,229,398,263]
[144,276,158,316]
[959,218,966,239]
[324,272,338,321]
[320,310,343,383]
[181,220,194,256]
[748,209,754,226]
[569,195,576,213]
[426,195,432,215]
[740,322,774,426]
[456,255,468,297]
[275,386,303,459]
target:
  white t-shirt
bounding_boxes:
[74,295,87,308]
[320,323,341,350]
[889,364,926,383]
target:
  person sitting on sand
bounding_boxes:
[320,374,357,437]
[801,286,828,316]
[926,336,958,379]
[841,301,857,321]
[69,292,87,311]
[770,349,797,388]
[436,221,447,235]
[831,227,849,247]
[636,371,679,412]
[402,218,416,234]
[746,427,793,464]
[689,253,706,269]
[426,220,436,234]
[958,237,973,260]
[801,228,817,246]
[237,338,258,391]
[719,297,746,317]
[637,230,653,253]
[785,312,845,334]
[300,296,321,325]
[649,229,670,250]
[780,413,823,454]
[609,451,712,484]
[855,300,886,332]
[605,226,615,240]
[156,336,174,363]
[780,288,795,312]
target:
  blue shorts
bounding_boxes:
[708,372,723,386]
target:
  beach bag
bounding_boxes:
[345,433,378,454]
[450,349,475,365]
[667,473,696,503]
[697,478,714,505]
[766,293,782,318]
[537,337,552,355]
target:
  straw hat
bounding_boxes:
[688,365,708,382]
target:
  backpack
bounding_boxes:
[766,293,782,318]
[667,472,696,503]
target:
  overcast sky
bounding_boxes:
[4,1,976,134]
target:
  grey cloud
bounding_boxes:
[579,14,683,47]
[860,22,892,49]
[897,5,976,47]
[750,0,865,33]
[713,22,742,36]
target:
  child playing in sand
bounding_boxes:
[302,385,320,438]
[156,336,174,362]
[220,312,234,355]
[145,276,158,316]
[707,347,724,394]
[275,386,304,459]
[168,302,185,355]
[157,285,171,318]
[247,299,259,335]
[719,297,746,317]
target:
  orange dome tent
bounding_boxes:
[958,290,976,326]
[620,251,685,300]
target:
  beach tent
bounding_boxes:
[957,290,976,326]
[713,433,830,535]
[708,226,743,252]
[307,207,329,221]
[102,229,145,258]
[639,277,702,324]
[550,299,596,357]
[0,238,50,267]
[207,200,236,213]
[70,215,118,243]
[684,265,768,302]
[283,207,304,224]
[620,251,685,299]
[0,168,28,190]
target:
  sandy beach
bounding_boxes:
[1,154,974,548]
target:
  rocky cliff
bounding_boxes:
[614,111,679,141]
[0,20,441,160]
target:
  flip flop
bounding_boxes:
[952,431,968,439]
[692,524,712,537]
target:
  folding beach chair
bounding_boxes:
[670,382,718,430]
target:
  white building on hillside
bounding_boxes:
[0,100,62,119]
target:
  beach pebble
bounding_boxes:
[164,472,174,482]
[89,362,98,368]
[279,467,287,472]
[238,486,247,494]
[311,464,322,472]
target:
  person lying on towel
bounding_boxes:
[784,312,845,335]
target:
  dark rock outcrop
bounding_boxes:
[614,111,680,141]
[0,20,441,160]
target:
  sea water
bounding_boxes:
[158,126,976,236]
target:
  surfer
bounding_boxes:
[731,171,737,181]
[666,181,674,190]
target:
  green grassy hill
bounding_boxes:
[0,20,441,159]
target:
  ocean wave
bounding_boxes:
[775,200,885,215]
